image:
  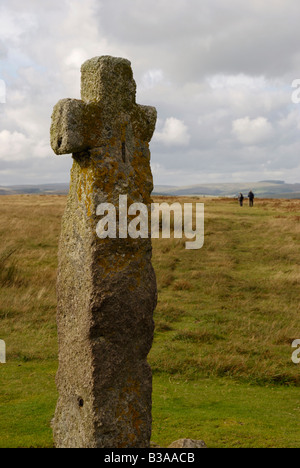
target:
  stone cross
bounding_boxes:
[50,56,157,448]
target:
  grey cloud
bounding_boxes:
[96,0,300,81]
[0,0,300,186]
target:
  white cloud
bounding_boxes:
[142,69,164,89]
[0,130,31,161]
[65,48,89,69]
[0,130,50,162]
[154,117,190,147]
[232,117,274,145]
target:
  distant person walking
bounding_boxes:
[248,190,254,207]
[238,193,244,207]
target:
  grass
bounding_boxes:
[151,196,300,386]
[152,375,300,448]
[0,195,299,447]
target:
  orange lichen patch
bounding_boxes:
[72,127,154,214]
[130,144,153,206]
[120,121,128,143]
[89,150,121,204]
[95,243,146,280]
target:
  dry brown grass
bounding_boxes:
[0,195,299,385]
[151,196,300,385]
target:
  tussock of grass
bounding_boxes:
[173,279,192,291]
[155,303,185,323]
[155,321,173,332]
[0,249,21,287]
[160,273,175,289]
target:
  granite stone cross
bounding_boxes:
[50,56,157,448]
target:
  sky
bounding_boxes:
[0,0,300,187]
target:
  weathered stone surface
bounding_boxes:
[51,56,157,448]
[168,439,207,449]
[50,99,103,155]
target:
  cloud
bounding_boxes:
[154,118,190,146]
[142,69,164,89]
[0,80,6,103]
[0,6,37,42]
[232,117,274,145]
[96,0,300,81]
[0,130,50,162]
[0,130,30,161]
[0,0,299,185]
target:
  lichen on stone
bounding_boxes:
[51,55,157,449]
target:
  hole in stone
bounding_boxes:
[57,137,62,149]
[78,398,84,408]
[105,125,112,137]
[121,142,126,162]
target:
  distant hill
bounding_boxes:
[0,183,69,195]
[259,180,285,185]
[154,181,300,199]
[0,180,299,199]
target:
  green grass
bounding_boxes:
[1,363,299,449]
[0,195,299,447]
[0,361,57,448]
[152,374,300,448]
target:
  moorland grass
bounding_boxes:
[0,195,299,447]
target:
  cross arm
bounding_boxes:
[50,98,103,155]
[132,105,157,142]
